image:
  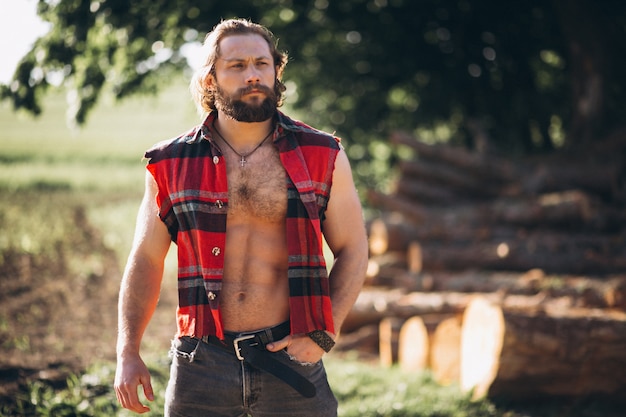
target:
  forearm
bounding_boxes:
[116,257,164,357]
[328,247,368,334]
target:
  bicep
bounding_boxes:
[129,171,171,265]
[323,150,367,257]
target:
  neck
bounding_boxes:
[214,113,274,147]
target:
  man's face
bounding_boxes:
[210,34,279,122]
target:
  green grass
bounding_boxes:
[3,357,622,417]
[3,358,492,417]
[0,78,198,193]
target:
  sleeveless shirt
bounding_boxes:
[144,111,340,339]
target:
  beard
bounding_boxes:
[214,83,278,122]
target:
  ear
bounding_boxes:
[203,69,216,91]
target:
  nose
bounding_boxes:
[245,66,261,84]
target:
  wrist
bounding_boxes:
[306,330,336,353]
[116,342,141,359]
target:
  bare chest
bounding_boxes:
[224,145,287,222]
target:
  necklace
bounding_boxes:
[213,123,273,167]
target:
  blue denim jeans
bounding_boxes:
[164,337,338,417]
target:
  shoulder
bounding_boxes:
[144,124,207,163]
[276,112,342,151]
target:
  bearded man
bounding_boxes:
[114,18,368,417]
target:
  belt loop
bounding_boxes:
[259,328,273,345]
[189,339,202,363]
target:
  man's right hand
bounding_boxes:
[114,354,155,414]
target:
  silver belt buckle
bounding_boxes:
[233,334,256,360]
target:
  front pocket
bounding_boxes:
[278,349,320,367]
[169,337,201,362]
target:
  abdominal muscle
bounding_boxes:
[219,215,290,332]
[219,143,290,332]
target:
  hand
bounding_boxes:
[114,353,154,414]
[266,333,330,364]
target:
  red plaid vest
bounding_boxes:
[145,111,340,339]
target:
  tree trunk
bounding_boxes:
[552,0,612,144]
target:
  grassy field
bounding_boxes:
[0,80,622,416]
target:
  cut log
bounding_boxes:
[345,289,485,332]
[368,190,432,224]
[397,159,502,198]
[367,207,507,245]
[395,177,462,204]
[423,271,626,309]
[372,230,626,274]
[334,324,379,359]
[390,131,519,182]
[422,239,626,274]
[460,296,626,400]
[370,189,607,230]
[365,251,411,287]
[341,289,407,333]
[407,241,423,274]
[369,131,626,277]
[391,130,622,200]
[397,316,429,372]
[522,161,620,197]
[431,315,463,385]
[368,215,421,256]
[427,269,544,295]
[379,317,404,367]
[366,252,407,274]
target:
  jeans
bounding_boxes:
[165,337,338,417]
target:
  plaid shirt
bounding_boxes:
[145,111,340,340]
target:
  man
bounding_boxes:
[114,18,368,417]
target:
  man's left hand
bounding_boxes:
[266,333,329,364]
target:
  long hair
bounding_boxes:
[189,19,288,115]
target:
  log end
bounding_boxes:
[368,217,389,256]
[398,316,429,372]
[431,316,462,385]
[460,297,505,399]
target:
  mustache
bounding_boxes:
[234,84,276,100]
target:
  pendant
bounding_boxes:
[240,155,246,167]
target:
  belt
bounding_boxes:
[200,322,316,398]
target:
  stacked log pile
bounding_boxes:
[368,131,626,274]
[336,131,626,400]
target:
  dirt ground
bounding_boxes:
[0,207,177,402]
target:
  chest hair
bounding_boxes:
[225,145,287,223]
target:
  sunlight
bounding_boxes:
[0,0,51,84]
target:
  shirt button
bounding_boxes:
[213,155,220,164]
[207,291,216,300]
[216,200,223,209]
[212,247,221,256]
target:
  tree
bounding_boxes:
[2,0,625,188]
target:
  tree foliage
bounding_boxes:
[3,0,625,187]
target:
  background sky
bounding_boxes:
[0,0,202,85]
[0,0,50,84]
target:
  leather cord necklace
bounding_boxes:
[213,122,273,167]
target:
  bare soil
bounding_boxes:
[0,205,179,402]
